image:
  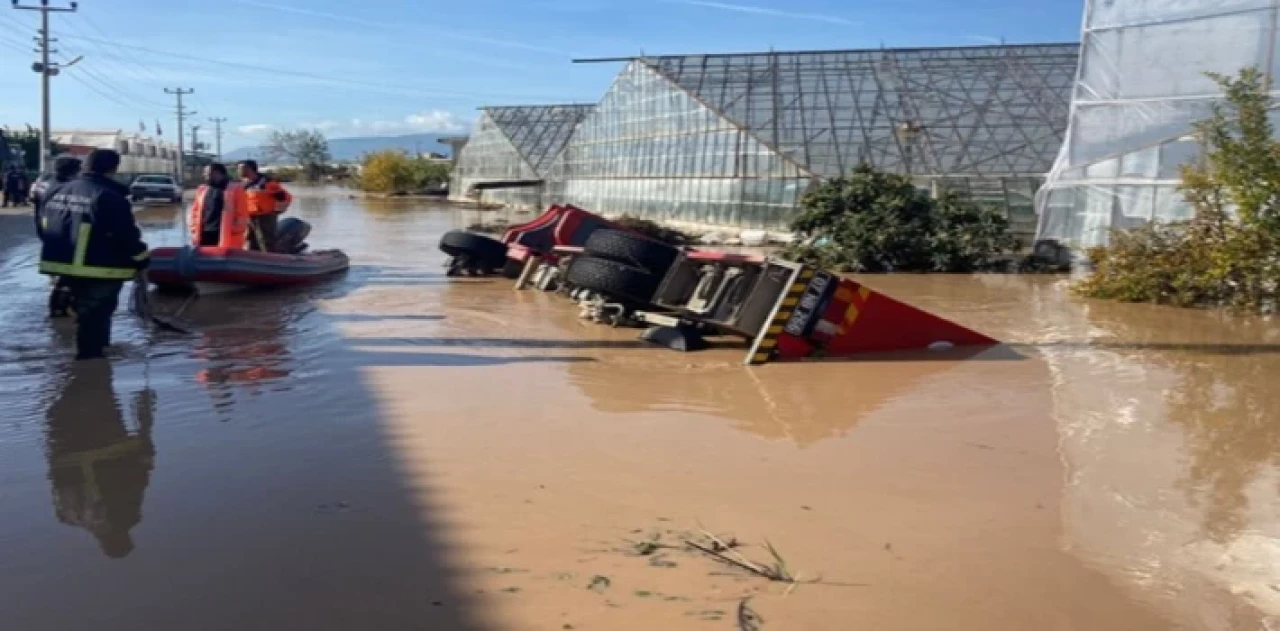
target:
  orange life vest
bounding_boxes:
[243,175,292,217]
[189,183,249,249]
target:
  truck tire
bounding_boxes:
[439,230,507,266]
[583,229,680,277]
[565,255,659,304]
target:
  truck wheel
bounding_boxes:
[439,230,507,266]
[565,255,660,304]
[584,229,680,277]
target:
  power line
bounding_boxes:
[56,33,577,103]
[77,11,168,86]
[56,52,168,112]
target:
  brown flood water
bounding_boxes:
[1,187,1277,630]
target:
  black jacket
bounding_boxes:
[38,173,149,280]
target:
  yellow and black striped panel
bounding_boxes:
[745,266,816,365]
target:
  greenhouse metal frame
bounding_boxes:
[543,43,1080,232]
[1037,0,1280,249]
[450,104,594,208]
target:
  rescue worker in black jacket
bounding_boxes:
[34,156,84,319]
[37,149,150,360]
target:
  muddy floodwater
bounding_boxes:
[1,187,1278,630]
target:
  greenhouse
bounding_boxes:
[1036,0,1280,249]
[449,104,594,209]
[543,43,1080,233]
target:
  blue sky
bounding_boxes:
[0,0,1084,151]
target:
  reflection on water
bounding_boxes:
[866,275,1280,624]
[1,192,1278,628]
[45,361,155,559]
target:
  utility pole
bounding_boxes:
[164,87,194,180]
[208,116,226,159]
[190,124,201,161]
[12,0,79,172]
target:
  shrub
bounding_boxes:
[357,150,451,194]
[612,215,696,246]
[781,163,1016,272]
[1075,68,1280,312]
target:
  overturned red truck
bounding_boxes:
[440,205,997,365]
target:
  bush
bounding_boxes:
[780,163,1016,272]
[1075,68,1280,312]
[612,215,696,246]
[357,150,451,195]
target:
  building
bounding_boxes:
[1036,1,1280,249]
[437,135,470,169]
[448,104,595,208]
[51,129,179,181]
[535,43,1080,234]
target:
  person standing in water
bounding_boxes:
[34,156,84,319]
[36,149,149,360]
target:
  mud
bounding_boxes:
[0,187,1276,630]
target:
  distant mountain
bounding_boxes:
[224,132,455,164]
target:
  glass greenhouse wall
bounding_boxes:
[549,44,1079,232]
[450,104,593,209]
[1037,0,1280,249]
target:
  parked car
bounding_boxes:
[129,174,183,204]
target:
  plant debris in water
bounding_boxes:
[738,598,764,631]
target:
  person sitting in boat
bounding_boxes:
[237,160,292,253]
[189,163,249,248]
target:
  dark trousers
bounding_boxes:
[2,188,13,207]
[49,276,74,318]
[248,214,278,252]
[200,231,220,246]
[64,278,124,360]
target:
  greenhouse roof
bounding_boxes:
[579,43,1080,178]
[480,104,595,174]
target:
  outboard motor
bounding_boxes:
[275,217,311,254]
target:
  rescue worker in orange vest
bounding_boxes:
[237,160,292,252]
[189,163,249,248]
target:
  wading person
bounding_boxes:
[190,163,249,248]
[3,165,22,207]
[33,157,85,319]
[238,159,292,252]
[37,149,150,360]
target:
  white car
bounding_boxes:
[129,174,183,204]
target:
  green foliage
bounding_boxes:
[263,129,331,182]
[356,150,451,194]
[2,127,62,173]
[781,163,1017,272]
[1075,68,1280,312]
[612,215,696,246]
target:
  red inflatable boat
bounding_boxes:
[147,246,350,293]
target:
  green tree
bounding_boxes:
[782,163,1015,272]
[2,127,61,172]
[357,150,452,194]
[263,129,331,182]
[1076,67,1280,312]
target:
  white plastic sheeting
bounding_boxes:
[1037,0,1280,248]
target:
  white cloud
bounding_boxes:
[659,0,858,26]
[236,111,468,140]
[404,111,465,133]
